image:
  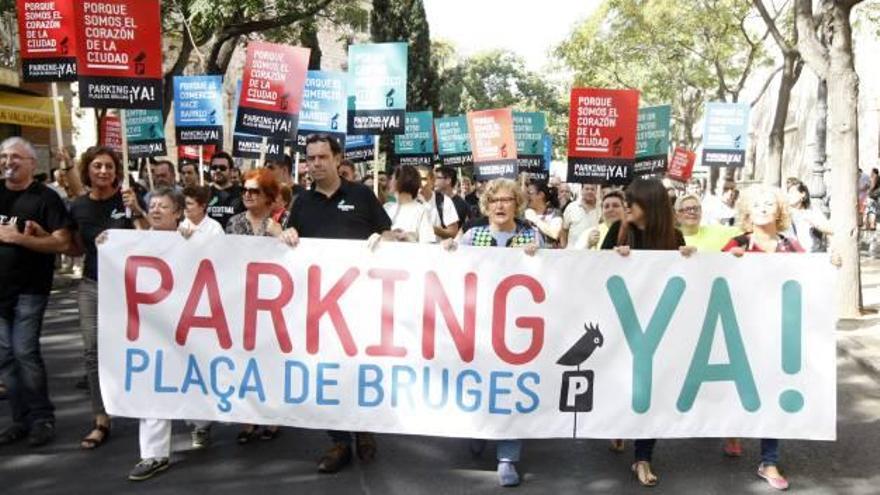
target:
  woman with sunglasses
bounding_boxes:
[225,168,283,238]
[601,178,694,487]
[223,168,284,442]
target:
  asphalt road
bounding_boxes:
[1,278,879,495]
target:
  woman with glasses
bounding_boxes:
[224,168,283,442]
[600,178,694,487]
[225,169,283,238]
[674,194,740,252]
[122,187,200,480]
[443,178,543,487]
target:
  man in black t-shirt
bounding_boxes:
[205,151,244,229]
[281,134,391,475]
[0,137,72,447]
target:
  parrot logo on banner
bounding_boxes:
[557,323,604,418]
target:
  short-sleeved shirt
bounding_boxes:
[562,201,600,248]
[0,181,72,301]
[70,191,136,281]
[206,185,244,230]
[225,212,275,237]
[384,201,436,243]
[422,191,460,228]
[684,225,740,252]
[180,215,225,239]
[284,179,391,240]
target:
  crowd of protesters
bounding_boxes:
[0,133,842,490]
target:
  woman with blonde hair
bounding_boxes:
[721,184,833,490]
[443,178,543,486]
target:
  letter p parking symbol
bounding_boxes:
[559,371,593,412]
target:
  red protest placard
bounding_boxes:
[15,0,78,82]
[234,41,311,140]
[667,147,696,182]
[100,114,122,152]
[74,0,162,109]
[179,144,216,163]
[466,108,518,180]
[567,88,639,185]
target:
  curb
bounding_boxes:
[838,334,880,380]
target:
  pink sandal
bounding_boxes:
[757,464,789,491]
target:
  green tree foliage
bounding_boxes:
[557,0,772,149]
[370,0,438,112]
[437,49,567,158]
[159,0,368,120]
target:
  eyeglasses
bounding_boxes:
[677,206,701,214]
[487,197,516,205]
[243,187,263,196]
[211,165,228,172]
[0,153,34,162]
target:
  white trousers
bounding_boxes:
[138,419,212,459]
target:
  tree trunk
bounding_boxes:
[825,4,861,318]
[809,78,828,211]
[764,54,802,187]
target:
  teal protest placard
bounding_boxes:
[347,42,408,135]
[393,111,434,166]
[435,115,472,167]
[514,111,547,181]
[634,105,671,176]
[126,109,166,158]
[701,102,749,167]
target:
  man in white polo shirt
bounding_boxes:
[560,183,600,248]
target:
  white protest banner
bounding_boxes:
[99,231,836,440]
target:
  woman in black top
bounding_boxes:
[600,178,693,486]
[66,146,146,449]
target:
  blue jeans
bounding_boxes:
[496,439,522,463]
[761,438,780,466]
[634,439,656,462]
[0,294,54,428]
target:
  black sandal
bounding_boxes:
[237,426,260,444]
[81,423,110,450]
[260,426,280,441]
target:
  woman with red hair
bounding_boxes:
[225,168,283,237]
[224,168,283,442]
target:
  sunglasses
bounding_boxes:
[243,187,263,196]
[211,165,229,172]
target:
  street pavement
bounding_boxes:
[1,263,880,495]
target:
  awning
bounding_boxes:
[0,91,72,129]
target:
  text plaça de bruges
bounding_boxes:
[121,256,807,416]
